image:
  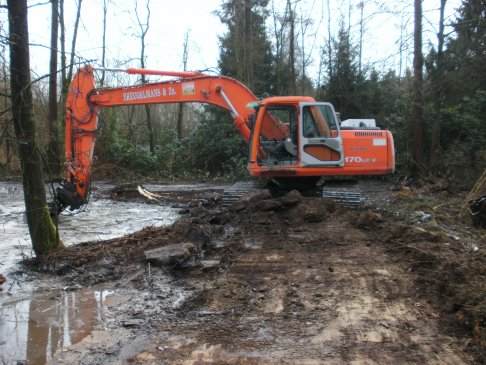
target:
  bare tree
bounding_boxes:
[0,25,12,168]
[67,0,83,84]
[59,0,82,108]
[134,0,155,154]
[100,0,108,87]
[357,1,364,76]
[398,15,406,79]
[59,0,67,103]
[429,0,447,174]
[7,0,62,257]
[326,0,332,80]
[271,0,290,94]
[412,0,424,176]
[288,0,296,94]
[243,0,254,88]
[48,0,60,175]
[347,0,352,34]
[176,30,190,140]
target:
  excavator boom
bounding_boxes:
[57,65,285,211]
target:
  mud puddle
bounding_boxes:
[0,181,199,364]
[0,280,192,365]
[0,287,113,364]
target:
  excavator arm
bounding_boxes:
[55,65,286,212]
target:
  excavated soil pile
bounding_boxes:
[27,188,484,364]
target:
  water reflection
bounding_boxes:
[0,288,112,364]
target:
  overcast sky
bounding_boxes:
[22,0,462,84]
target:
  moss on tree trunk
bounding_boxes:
[8,0,63,257]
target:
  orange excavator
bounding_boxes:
[54,65,394,212]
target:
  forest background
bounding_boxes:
[1,0,485,186]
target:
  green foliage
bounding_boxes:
[108,138,158,173]
[94,108,124,162]
[181,107,248,179]
[442,0,486,105]
[421,0,486,180]
[96,107,247,180]
[155,128,184,177]
[95,108,159,175]
[82,0,486,186]
[322,26,361,118]
[438,90,486,181]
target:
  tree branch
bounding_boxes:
[28,1,51,8]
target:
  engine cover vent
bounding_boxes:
[354,131,384,137]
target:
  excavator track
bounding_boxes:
[222,180,367,208]
[222,181,266,207]
[321,185,367,208]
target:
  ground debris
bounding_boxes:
[19,180,485,364]
[468,194,486,227]
[137,185,162,202]
[144,242,196,266]
[121,318,145,328]
[231,189,272,212]
[353,210,385,230]
[232,189,305,213]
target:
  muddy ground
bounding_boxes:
[4,180,486,364]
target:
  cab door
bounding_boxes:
[299,102,344,167]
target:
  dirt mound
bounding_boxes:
[25,226,172,285]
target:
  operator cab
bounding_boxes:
[253,100,344,169]
[257,104,299,166]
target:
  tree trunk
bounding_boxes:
[1,45,12,167]
[100,0,108,87]
[358,1,364,76]
[327,0,332,80]
[288,1,296,94]
[177,31,189,140]
[429,0,447,174]
[272,2,282,94]
[244,0,254,89]
[59,0,67,118]
[48,0,61,175]
[7,0,62,257]
[136,0,155,154]
[398,16,405,79]
[144,104,155,153]
[412,0,425,176]
[67,0,83,83]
